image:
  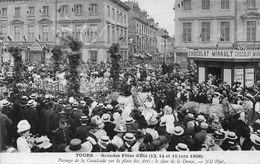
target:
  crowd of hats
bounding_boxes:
[1,59,260,152]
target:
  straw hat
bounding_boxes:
[65,139,86,152]
[123,133,136,142]
[175,143,189,151]
[227,132,238,140]
[114,123,127,133]
[98,136,110,145]
[214,130,225,140]
[196,115,206,122]
[172,126,185,136]
[17,120,31,133]
[2,100,10,107]
[30,93,38,99]
[101,114,111,122]
[125,117,134,125]
[27,100,37,108]
[252,136,260,146]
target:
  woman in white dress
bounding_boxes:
[16,120,33,153]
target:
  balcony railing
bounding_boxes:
[235,41,260,50]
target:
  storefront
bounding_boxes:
[188,49,260,87]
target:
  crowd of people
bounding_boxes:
[0,60,260,153]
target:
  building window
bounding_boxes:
[61,25,68,37]
[60,5,68,16]
[247,21,256,41]
[247,0,256,9]
[15,7,20,18]
[90,24,97,41]
[201,22,210,41]
[107,5,110,17]
[124,30,127,44]
[220,22,230,41]
[202,0,210,10]
[90,4,98,16]
[124,15,126,24]
[117,27,119,41]
[116,10,119,22]
[107,24,110,43]
[43,6,49,16]
[183,0,191,10]
[42,25,49,42]
[75,25,81,41]
[112,8,115,20]
[74,4,82,16]
[112,26,115,43]
[90,51,97,62]
[183,23,192,42]
[221,0,229,9]
[14,26,21,41]
[0,26,7,41]
[28,26,35,42]
[28,7,35,16]
[1,8,7,17]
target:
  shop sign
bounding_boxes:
[188,50,260,59]
[234,69,244,87]
[245,68,254,86]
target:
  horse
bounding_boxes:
[179,99,245,121]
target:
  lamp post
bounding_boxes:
[0,36,3,71]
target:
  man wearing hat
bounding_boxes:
[72,101,86,128]
[52,118,73,152]
[97,135,111,152]
[51,104,65,131]
[193,122,209,151]
[65,138,86,152]
[213,130,226,147]
[167,126,185,151]
[43,101,56,138]
[101,113,116,139]
[251,136,260,150]
[119,133,136,152]
[85,122,100,152]
[221,132,241,151]
[63,105,76,134]
[111,123,127,150]
[131,108,148,129]
[24,100,39,135]
[75,116,90,142]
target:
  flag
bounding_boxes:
[7,36,12,42]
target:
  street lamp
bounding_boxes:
[0,36,3,71]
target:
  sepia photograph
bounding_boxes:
[0,0,260,163]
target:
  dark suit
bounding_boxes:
[193,130,207,151]
[52,127,73,151]
[51,112,65,131]
[75,125,89,142]
[44,108,55,136]
[0,112,12,150]
[72,110,86,128]
[103,122,116,139]
[240,137,253,150]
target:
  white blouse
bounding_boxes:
[17,136,31,153]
